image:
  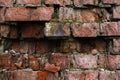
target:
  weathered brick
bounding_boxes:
[31,7,54,21]
[71,23,99,37]
[100,22,120,36]
[99,54,120,69]
[59,7,74,21]
[0,25,10,37]
[62,70,98,80]
[80,9,99,22]
[21,23,44,38]
[99,71,117,80]
[44,63,60,73]
[12,41,20,52]
[44,22,70,37]
[113,6,120,19]
[37,71,58,80]
[74,0,98,6]
[5,7,31,21]
[73,54,98,69]
[0,54,11,69]
[19,41,29,54]
[5,7,54,21]
[29,55,40,71]
[0,0,13,6]
[0,8,5,21]
[17,0,41,5]
[60,39,81,52]
[113,38,120,53]
[9,26,18,38]
[50,53,70,69]
[102,0,115,4]
[36,41,49,54]
[45,0,71,5]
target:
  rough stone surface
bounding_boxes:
[17,0,41,5]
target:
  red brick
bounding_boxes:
[36,41,49,54]
[45,0,63,5]
[73,54,98,69]
[0,0,13,6]
[59,7,74,21]
[29,55,40,71]
[5,7,31,21]
[99,55,120,69]
[0,25,10,37]
[19,41,29,54]
[9,26,18,38]
[102,0,115,4]
[28,41,36,54]
[45,22,70,37]
[80,9,99,22]
[50,53,70,69]
[31,7,54,21]
[100,22,120,36]
[21,24,44,38]
[0,8,5,21]
[71,23,98,37]
[17,0,41,5]
[62,70,98,80]
[12,41,20,52]
[113,6,120,19]
[9,71,37,80]
[60,39,81,52]
[0,54,11,69]
[99,71,117,80]
[37,71,58,80]
[44,63,60,73]
[113,38,120,53]
[74,0,98,6]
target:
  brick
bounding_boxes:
[100,22,120,36]
[9,70,37,80]
[113,38,120,53]
[9,26,18,38]
[37,71,58,80]
[74,0,98,6]
[28,41,36,54]
[62,70,98,80]
[31,7,54,21]
[0,54,11,69]
[0,8,5,21]
[44,63,60,73]
[99,55,120,69]
[80,9,99,22]
[36,41,49,54]
[45,0,63,5]
[5,7,31,21]
[60,39,81,52]
[71,23,99,37]
[73,54,98,69]
[12,41,20,52]
[45,22,70,37]
[0,25,10,37]
[102,0,115,4]
[19,41,29,54]
[59,7,74,21]
[99,71,117,80]
[79,38,106,53]
[50,53,70,69]
[0,0,13,6]
[17,0,41,5]
[101,9,111,21]
[113,6,120,19]
[29,55,40,71]
[21,23,44,38]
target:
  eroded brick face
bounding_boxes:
[17,0,41,5]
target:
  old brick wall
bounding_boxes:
[0,0,120,80]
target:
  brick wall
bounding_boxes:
[0,0,120,80]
